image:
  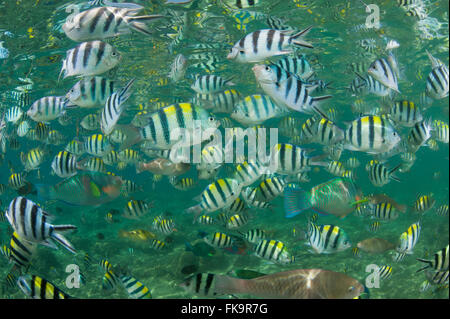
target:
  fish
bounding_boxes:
[27,96,68,123]
[357,238,396,254]
[227,28,313,63]
[66,77,116,108]
[152,216,176,234]
[17,275,72,299]
[60,41,121,79]
[367,54,400,92]
[417,245,449,273]
[252,64,331,117]
[120,275,152,299]
[269,143,325,175]
[21,147,46,171]
[225,213,249,229]
[284,177,363,218]
[413,194,436,214]
[118,229,157,241]
[369,202,399,220]
[378,266,393,280]
[425,51,449,99]
[231,94,285,126]
[344,115,401,154]
[275,55,314,81]
[367,162,402,187]
[232,160,266,187]
[102,270,120,290]
[307,223,351,254]
[5,106,23,124]
[169,54,187,82]
[100,79,135,135]
[191,75,234,94]
[253,239,294,264]
[204,232,234,248]
[149,239,166,250]
[239,228,266,244]
[389,100,423,127]
[8,173,27,190]
[35,172,123,206]
[51,151,79,178]
[6,197,77,253]
[169,177,197,191]
[436,204,449,216]
[407,120,433,152]
[181,269,364,299]
[84,134,112,156]
[397,222,421,254]
[120,103,220,150]
[80,114,100,130]
[62,7,163,42]
[185,241,216,257]
[187,178,242,214]
[8,231,37,269]
[432,120,449,144]
[123,199,151,219]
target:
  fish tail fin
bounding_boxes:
[118,78,135,106]
[416,258,432,272]
[290,26,314,49]
[51,227,77,254]
[310,96,332,120]
[284,186,312,218]
[389,163,403,182]
[58,59,66,83]
[126,15,164,36]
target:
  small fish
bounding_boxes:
[407,120,433,152]
[60,41,121,79]
[254,239,294,264]
[169,54,187,82]
[66,77,116,108]
[62,7,162,42]
[18,275,71,299]
[231,94,284,126]
[413,195,435,214]
[436,204,449,216]
[367,162,402,187]
[149,239,166,250]
[370,202,399,221]
[307,223,351,254]
[367,54,400,93]
[204,232,234,248]
[27,96,67,123]
[5,107,23,124]
[80,114,100,130]
[351,247,361,257]
[369,221,381,232]
[389,100,423,127]
[123,200,151,219]
[357,238,396,254]
[152,216,176,235]
[84,134,112,156]
[169,177,197,191]
[397,222,421,254]
[9,231,37,268]
[417,245,449,273]
[6,197,77,253]
[191,75,234,94]
[227,28,313,63]
[378,265,392,280]
[102,270,120,290]
[120,275,152,299]
[225,213,249,229]
[51,151,78,178]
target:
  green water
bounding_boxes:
[0,0,448,299]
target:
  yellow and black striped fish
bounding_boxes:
[204,232,233,248]
[18,275,71,299]
[413,195,435,213]
[120,275,152,299]
[254,239,294,264]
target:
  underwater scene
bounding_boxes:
[0,0,448,300]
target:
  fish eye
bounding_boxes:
[208,116,215,122]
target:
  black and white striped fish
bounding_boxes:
[417,245,449,273]
[253,64,331,117]
[5,106,23,124]
[8,231,37,268]
[169,54,187,83]
[239,228,266,244]
[62,6,162,42]
[367,162,402,187]
[389,100,423,127]
[253,239,294,264]
[231,94,285,125]
[27,96,67,123]
[51,151,78,178]
[425,51,449,99]
[227,28,313,63]
[66,77,116,108]
[275,55,314,81]
[60,41,121,79]
[101,79,135,135]
[407,119,433,152]
[191,75,234,94]
[6,197,77,253]
[367,54,400,93]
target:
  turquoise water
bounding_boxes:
[0,0,448,299]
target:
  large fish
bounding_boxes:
[181,269,364,299]
[284,177,363,218]
[35,172,122,206]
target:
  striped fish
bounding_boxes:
[8,172,26,190]
[417,245,449,273]
[191,75,234,94]
[344,115,401,154]
[378,265,392,280]
[433,120,449,144]
[426,270,449,286]
[60,41,121,79]
[197,214,214,225]
[226,213,248,229]
[253,64,331,117]
[370,202,399,220]
[188,178,242,214]
[436,204,449,216]
[35,122,50,141]
[224,197,247,215]
[6,197,77,253]
[407,119,433,152]
[5,106,23,124]
[367,162,401,187]
[425,51,449,99]
[18,275,71,299]
[169,54,187,83]
[269,143,324,175]
[153,217,175,235]
[367,54,400,93]
[102,270,120,290]
[250,176,286,202]
[27,96,67,123]
[51,151,78,178]
[369,221,381,232]
[231,94,284,125]
[101,79,135,135]
[123,199,150,219]
[125,103,219,150]
[227,28,313,63]
[223,0,260,9]
[389,100,423,127]
[413,194,435,213]
[9,231,37,268]
[17,120,31,137]
[81,113,100,130]
[307,223,351,254]
[62,6,162,42]
[204,232,234,248]
[200,89,242,114]
[253,239,294,264]
[149,239,166,250]
[326,161,346,177]
[275,55,314,81]
[21,147,45,171]
[239,229,266,244]
[65,139,85,155]
[397,222,421,254]
[233,160,266,187]
[83,157,106,173]
[120,275,152,299]
[66,77,116,108]
[84,133,112,156]
[314,118,345,145]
